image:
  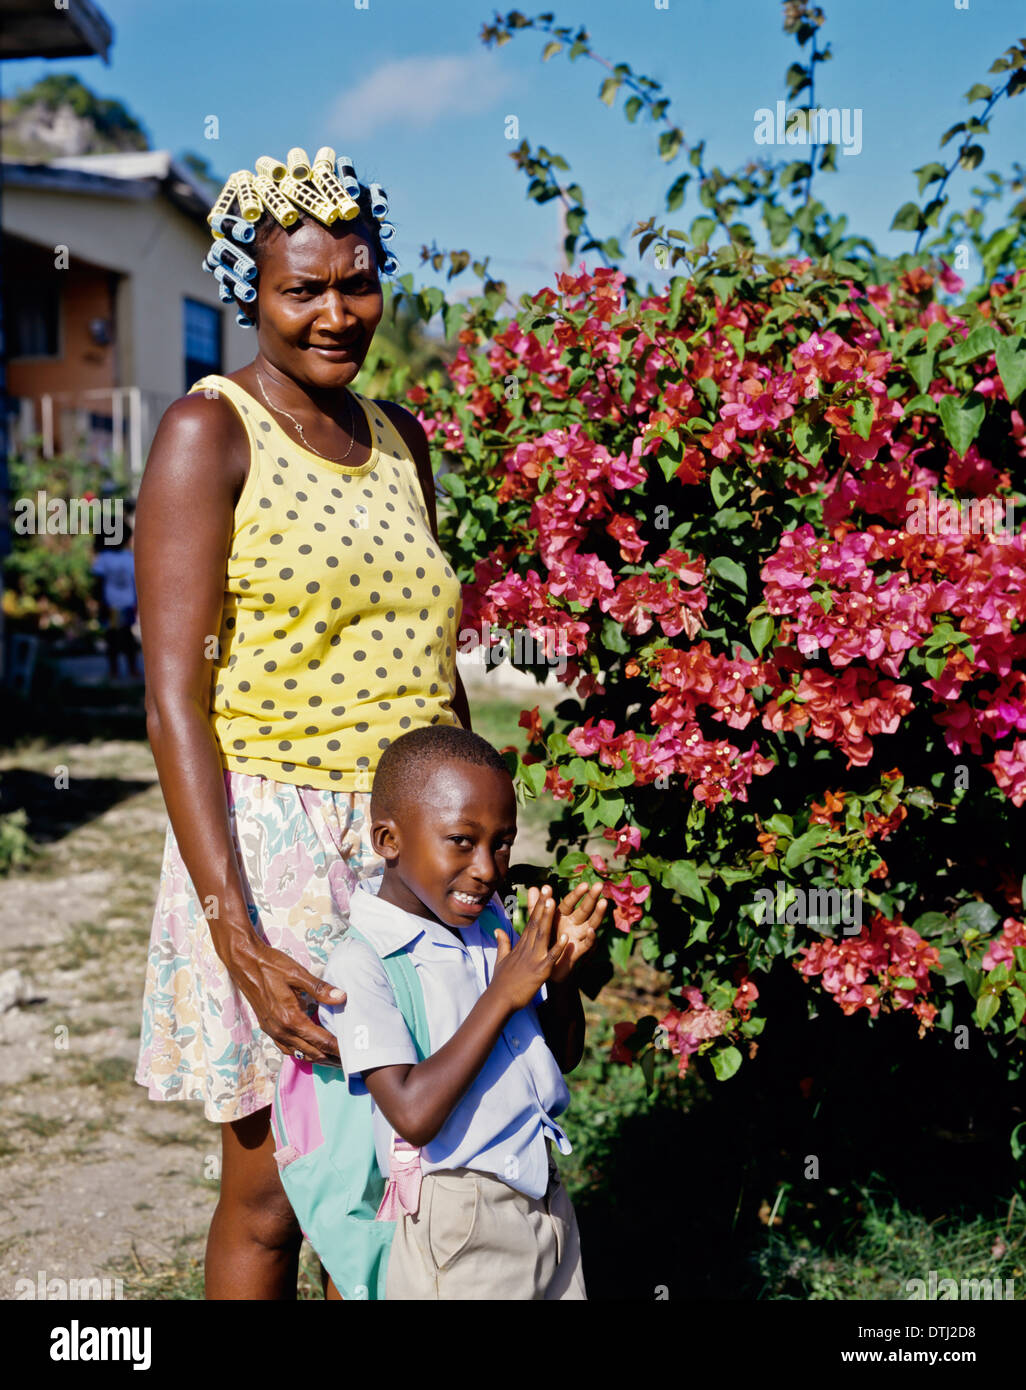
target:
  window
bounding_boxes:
[5,277,60,357]
[183,298,222,391]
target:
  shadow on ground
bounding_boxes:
[0,765,154,843]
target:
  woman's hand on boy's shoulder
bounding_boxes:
[528,881,606,985]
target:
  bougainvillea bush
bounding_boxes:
[381,11,1026,1091]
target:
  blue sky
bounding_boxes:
[4,0,1023,302]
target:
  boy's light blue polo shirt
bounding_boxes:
[318,876,572,1201]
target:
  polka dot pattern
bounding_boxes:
[196,375,462,792]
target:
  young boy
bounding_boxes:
[318,723,606,1300]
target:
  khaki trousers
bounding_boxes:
[385,1156,587,1301]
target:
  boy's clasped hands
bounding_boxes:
[491,882,607,1011]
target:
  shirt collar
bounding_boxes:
[349,877,491,958]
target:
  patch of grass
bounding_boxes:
[76,1017,128,1036]
[750,1188,1026,1300]
[17,1112,64,1139]
[73,1055,136,1090]
[53,920,110,971]
[115,1239,326,1301]
[135,1127,200,1148]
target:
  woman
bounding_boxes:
[133,150,471,1299]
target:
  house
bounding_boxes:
[3,149,251,481]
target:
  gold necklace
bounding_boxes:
[255,368,358,464]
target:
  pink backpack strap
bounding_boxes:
[375,1134,422,1220]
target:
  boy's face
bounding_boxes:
[373,761,517,930]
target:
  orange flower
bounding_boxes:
[901,267,934,295]
[810,788,845,825]
[756,831,778,855]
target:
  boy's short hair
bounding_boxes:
[371,725,512,821]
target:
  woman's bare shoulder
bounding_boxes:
[147,382,250,495]
[373,398,429,464]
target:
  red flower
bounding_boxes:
[609,1021,637,1065]
[518,706,544,745]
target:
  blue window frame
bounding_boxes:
[184,297,222,391]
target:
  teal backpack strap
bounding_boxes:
[346,926,431,1060]
[379,947,430,1061]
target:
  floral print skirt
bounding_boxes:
[135,769,383,1123]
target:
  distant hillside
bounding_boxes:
[1,73,150,160]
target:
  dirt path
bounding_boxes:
[0,736,221,1299]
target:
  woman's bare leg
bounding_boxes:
[205,1106,302,1300]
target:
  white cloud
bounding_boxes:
[324,50,514,138]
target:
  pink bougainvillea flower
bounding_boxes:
[606,513,648,564]
[981,917,1026,972]
[604,874,651,932]
[603,824,642,857]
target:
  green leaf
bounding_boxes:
[519,761,547,797]
[624,95,643,123]
[666,172,690,212]
[784,826,828,868]
[609,933,633,973]
[891,202,924,233]
[926,321,950,353]
[750,615,775,654]
[965,83,993,103]
[1006,987,1026,1026]
[593,790,625,828]
[948,323,999,365]
[663,859,704,902]
[850,395,874,440]
[1012,1122,1026,1162]
[995,335,1026,403]
[914,161,947,194]
[905,353,936,393]
[541,40,563,61]
[599,76,622,107]
[709,466,734,507]
[791,415,830,464]
[937,393,985,457]
[975,991,1000,1029]
[689,215,716,246]
[958,144,985,171]
[765,814,793,836]
[710,1046,742,1081]
[936,947,966,985]
[709,555,747,596]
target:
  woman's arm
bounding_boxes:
[378,399,472,731]
[134,394,345,1062]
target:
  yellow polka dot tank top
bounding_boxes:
[190,374,463,792]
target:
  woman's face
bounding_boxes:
[253,216,384,389]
